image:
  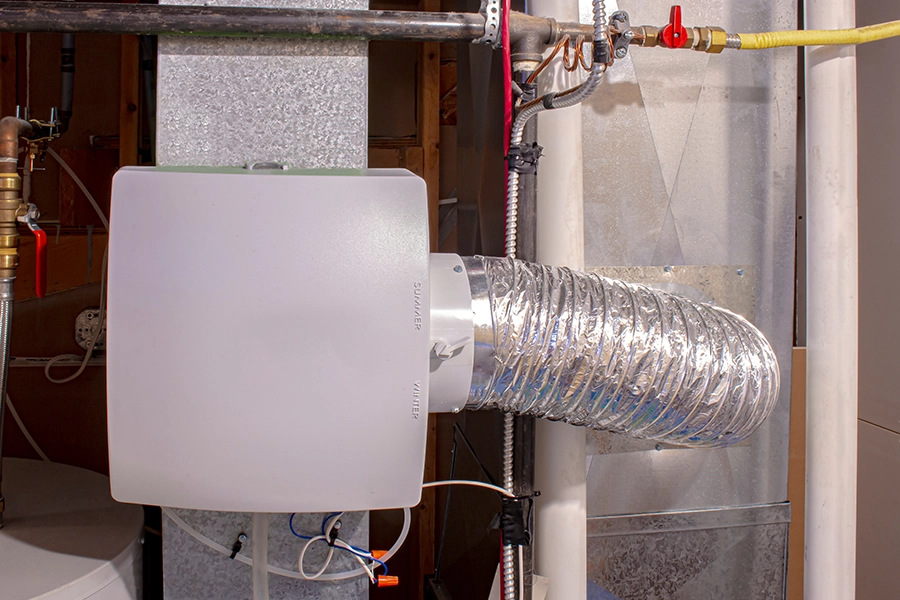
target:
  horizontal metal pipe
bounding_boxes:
[0,2,590,43]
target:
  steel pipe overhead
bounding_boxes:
[0,2,591,44]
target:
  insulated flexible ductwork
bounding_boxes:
[462,256,780,447]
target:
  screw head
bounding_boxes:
[737,269,745,276]
[615,47,628,59]
[238,534,247,542]
[453,265,463,273]
[623,30,635,40]
[664,265,673,273]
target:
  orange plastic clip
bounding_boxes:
[375,575,400,588]
[371,550,388,560]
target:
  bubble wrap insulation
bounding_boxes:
[466,257,780,448]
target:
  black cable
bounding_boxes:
[452,422,498,486]
[433,435,458,583]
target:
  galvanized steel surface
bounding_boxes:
[158,0,368,597]
[586,504,790,599]
[580,0,797,514]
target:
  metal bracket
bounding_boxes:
[507,142,543,175]
[76,308,107,351]
[610,11,634,60]
[475,0,501,47]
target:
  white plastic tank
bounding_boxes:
[0,458,144,599]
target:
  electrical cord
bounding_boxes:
[41,148,109,384]
[296,512,385,584]
[163,478,505,582]
[6,393,50,462]
[162,505,411,582]
[422,479,515,497]
[44,246,107,384]
[45,147,109,230]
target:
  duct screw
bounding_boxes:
[664,265,673,273]
[615,47,628,59]
[737,269,745,276]
[454,265,463,273]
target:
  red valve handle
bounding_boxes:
[660,5,688,48]
[32,227,46,299]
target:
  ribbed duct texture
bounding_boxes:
[466,257,780,448]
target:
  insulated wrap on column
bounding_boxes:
[465,256,780,448]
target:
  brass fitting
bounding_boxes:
[694,26,728,54]
[0,174,23,279]
[635,25,660,47]
[635,24,729,53]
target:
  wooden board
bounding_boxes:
[15,233,108,302]
[118,35,140,167]
[0,33,15,119]
[788,347,806,600]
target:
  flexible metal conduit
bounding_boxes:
[465,257,780,447]
[0,281,12,528]
[505,0,607,257]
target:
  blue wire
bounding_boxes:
[289,513,388,576]
[336,544,388,575]
[289,513,313,540]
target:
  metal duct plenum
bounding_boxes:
[464,256,780,448]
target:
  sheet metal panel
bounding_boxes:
[156,0,369,597]
[580,0,797,515]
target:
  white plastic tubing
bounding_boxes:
[252,513,270,600]
[804,0,858,598]
[527,0,588,593]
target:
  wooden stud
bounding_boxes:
[416,1,440,595]
[787,347,807,600]
[0,34,16,119]
[118,34,140,167]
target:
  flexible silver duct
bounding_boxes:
[464,257,780,447]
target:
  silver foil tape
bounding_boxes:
[464,257,780,448]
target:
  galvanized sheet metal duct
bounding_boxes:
[464,256,780,448]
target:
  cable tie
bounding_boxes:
[506,143,544,175]
[542,92,557,110]
[499,495,533,546]
[594,36,611,65]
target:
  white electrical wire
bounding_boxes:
[335,539,376,583]
[422,479,516,498]
[40,147,110,384]
[6,394,50,462]
[44,246,107,384]
[161,506,411,582]
[299,533,336,580]
[45,147,110,230]
[296,513,380,584]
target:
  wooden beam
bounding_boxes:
[0,33,15,119]
[417,1,440,595]
[788,347,807,600]
[118,34,140,167]
[418,27,440,249]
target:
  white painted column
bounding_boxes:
[530,0,587,598]
[804,0,858,598]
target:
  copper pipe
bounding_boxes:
[0,117,32,173]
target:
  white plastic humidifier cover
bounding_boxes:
[107,167,431,513]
